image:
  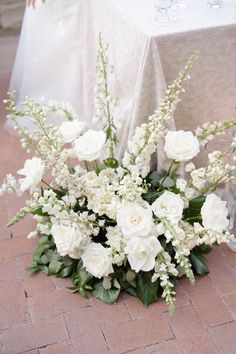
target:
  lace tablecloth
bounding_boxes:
[79,0,236,164]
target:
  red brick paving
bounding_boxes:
[0,75,236,354]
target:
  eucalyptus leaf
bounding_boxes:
[92,281,120,304]
[147,171,161,188]
[159,176,175,188]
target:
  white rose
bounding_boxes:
[201,194,229,232]
[117,202,153,239]
[74,129,106,161]
[152,191,184,223]
[81,243,113,278]
[125,237,162,272]
[51,223,83,259]
[59,120,86,143]
[17,157,44,193]
[164,130,200,162]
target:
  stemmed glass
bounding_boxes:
[172,0,187,9]
[207,0,223,8]
[152,0,174,24]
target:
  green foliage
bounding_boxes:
[190,248,209,276]
[92,281,120,304]
[29,235,75,278]
[136,271,159,307]
[104,157,119,169]
[147,171,162,188]
[184,196,206,224]
[159,176,175,188]
[70,261,94,298]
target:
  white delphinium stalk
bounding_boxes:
[50,208,99,249]
[187,151,236,197]
[6,95,62,157]
[195,119,236,146]
[161,219,195,284]
[81,169,120,219]
[105,226,126,266]
[46,100,78,121]
[152,251,178,315]
[0,174,22,196]
[180,221,234,249]
[94,33,119,159]
[117,171,148,203]
[122,52,198,178]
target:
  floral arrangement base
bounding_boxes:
[1,35,235,314]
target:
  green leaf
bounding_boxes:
[40,254,49,265]
[53,188,68,198]
[147,171,162,188]
[28,264,40,275]
[58,264,74,278]
[194,244,212,255]
[38,235,51,245]
[33,244,51,263]
[142,190,159,204]
[68,285,80,293]
[190,252,209,276]
[79,287,89,298]
[184,196,206,223]
[136,271,158,307]
[48,260,63,275]
[78,268,93,287]
[104,157,119,169]
[92,281,120,304]
[159,176,175,188]
[125,287,137,297]
[188,196,206,210]
[31,208,49,217]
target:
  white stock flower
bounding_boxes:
[17,157,44,193]
[59,120,86,143]
[164,130,200,162]
[125,237,162,272]
[51,223,83,259]
[81,243,113,278]
[201,194,229,232]
[74,130,106,161]
[176,178,187,192]
[152,191,184,223]
[117,202,153,239]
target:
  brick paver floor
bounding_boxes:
[0,32,236,354]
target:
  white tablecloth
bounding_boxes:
[10,0,236,169]
[79,0,236,163]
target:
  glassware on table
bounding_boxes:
[207,0,223,8]
[152,0,174,24]
[172,0,187,9]
[205,130,236,252]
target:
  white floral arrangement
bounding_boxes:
[1,35,236,314]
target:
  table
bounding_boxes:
[78,0,236,166]
[10,0,236,169]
